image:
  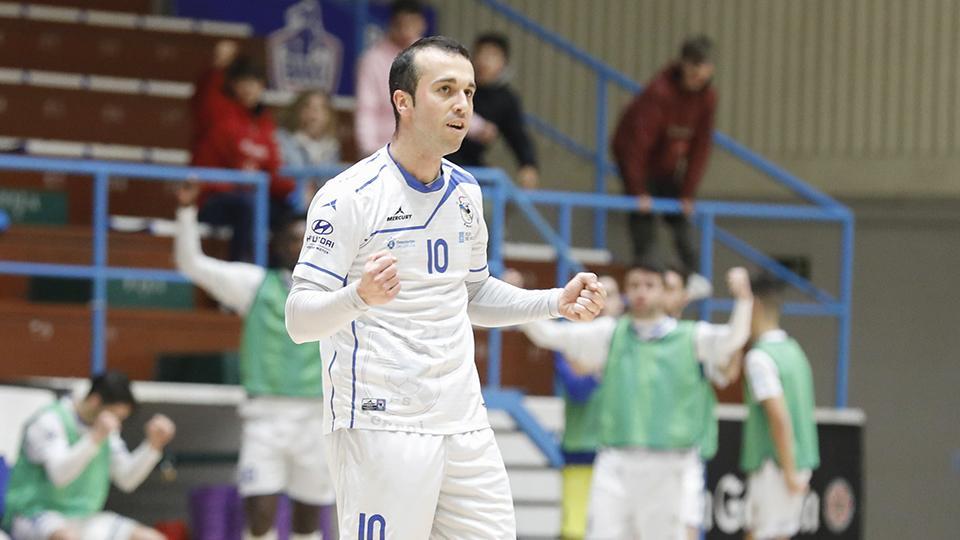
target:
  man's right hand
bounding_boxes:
[213,40,239,68]
[357,251,400,306]
[176,182,200,208]
[636,194,653,214]
[92,411,120,443]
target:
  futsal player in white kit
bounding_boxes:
[285,36,606,539]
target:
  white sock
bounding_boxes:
[291,533,322,540]
[243,529,278,540]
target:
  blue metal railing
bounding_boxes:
[0,155,270,375]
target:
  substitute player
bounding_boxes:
[2,371,175,540]
[174,185,333,540]
[285,36,605,539]
[741,272,819,540]
[519,260,752,539]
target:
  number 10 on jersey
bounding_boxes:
[426,238,448,274]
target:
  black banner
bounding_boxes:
[704,413,863,539]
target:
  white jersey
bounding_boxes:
[293,146,491,435]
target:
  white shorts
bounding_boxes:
[324,427,516,539]
[681,458,706,529]
[745,460,812,539]
[237,397,334,505]
[11,511,138,540]
[585,447,700,540]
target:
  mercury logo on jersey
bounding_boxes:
[386,206,412,222]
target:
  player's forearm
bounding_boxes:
[766,398,798,476]
[721,296,753,357]
[285,280,369,343]
[174,206,262,313]
[44,434,101,488]
[111,441,162,493]
[466,277,562,328]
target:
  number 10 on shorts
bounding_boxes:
[358,513,386,539]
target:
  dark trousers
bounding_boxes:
[626,177,699,272]
[199,191,291,263]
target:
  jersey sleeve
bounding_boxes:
[293,187,368,290]
[745,349,784,401]
[466,189,490,283]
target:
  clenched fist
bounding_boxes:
[145,414,176,450]
[558,272,607,322]
[726,267,752,300]
[357,251,400,306]
[92,411,120,443]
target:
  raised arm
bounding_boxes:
[521,317,616,375]
[174,183,265,315]
[110,414,174,493]
[695,267,753,382]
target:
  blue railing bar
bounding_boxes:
[486,180,508,389]
[0,261,192,283]
[524,113,599,163]
[713,133,847,210]
[698,213,715,321]
[524,191,846,221]
[483,388,565,468]
[91,171,108,375]
[479,0,640,92]
[707,298,845,317]
[556,204,573,286]
[471,168,585,275]
[252,178,268,267]
[0,154,266,184]
[593,74,609,249]
[836,218,855,407]
[713,226,837,305]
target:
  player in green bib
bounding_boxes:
[2,371,175,540]
[520,274,624,540]
[175,184,332,540]
[741,272,819,540]
[521,260,753,539]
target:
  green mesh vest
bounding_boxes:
[561,387,603,454]
[740,337,820,472]
[2,402,111,529]
[240,270,323,398]
[597,317,716,450]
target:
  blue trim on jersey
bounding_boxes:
[295,262,347,286]
[469,264,488,273]
[369,174,468,237]
[327,351,337,431]
[354,163,388,193]
[349,321,359,428]
[448,166,479,186]
[387,145,445,193]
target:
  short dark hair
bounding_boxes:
[388,35,471,126]
[751,271,787,305]
[88,371,136,407]
[680,35,714,64]
[390,0,426,20]
[627,257,667,280]
[666,262,691,286]
[226,55,266,83]
[475,31,510,59]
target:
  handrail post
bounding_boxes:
[593,74,608,249]
[837,217,855,407]
[253,173,269,267]
[90,170,109,375]
[556,204,573,286]
[486,176,508,390]
[354,0,369,54]
[697,212,715,322]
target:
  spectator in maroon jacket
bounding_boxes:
[612,35,717,273]
[190,42,294,262]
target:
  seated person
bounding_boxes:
[2,372,176,540]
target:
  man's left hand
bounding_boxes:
[145,414,176,450]
[558,272,606,322]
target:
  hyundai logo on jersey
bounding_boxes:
[312,219,334,235]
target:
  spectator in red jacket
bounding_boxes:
[612,35,717,273]
[191,45,294,262]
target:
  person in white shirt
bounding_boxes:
[522,260,753,539]
[3,371,175,540]
[285,35,606,539]
[174,184,333,540]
